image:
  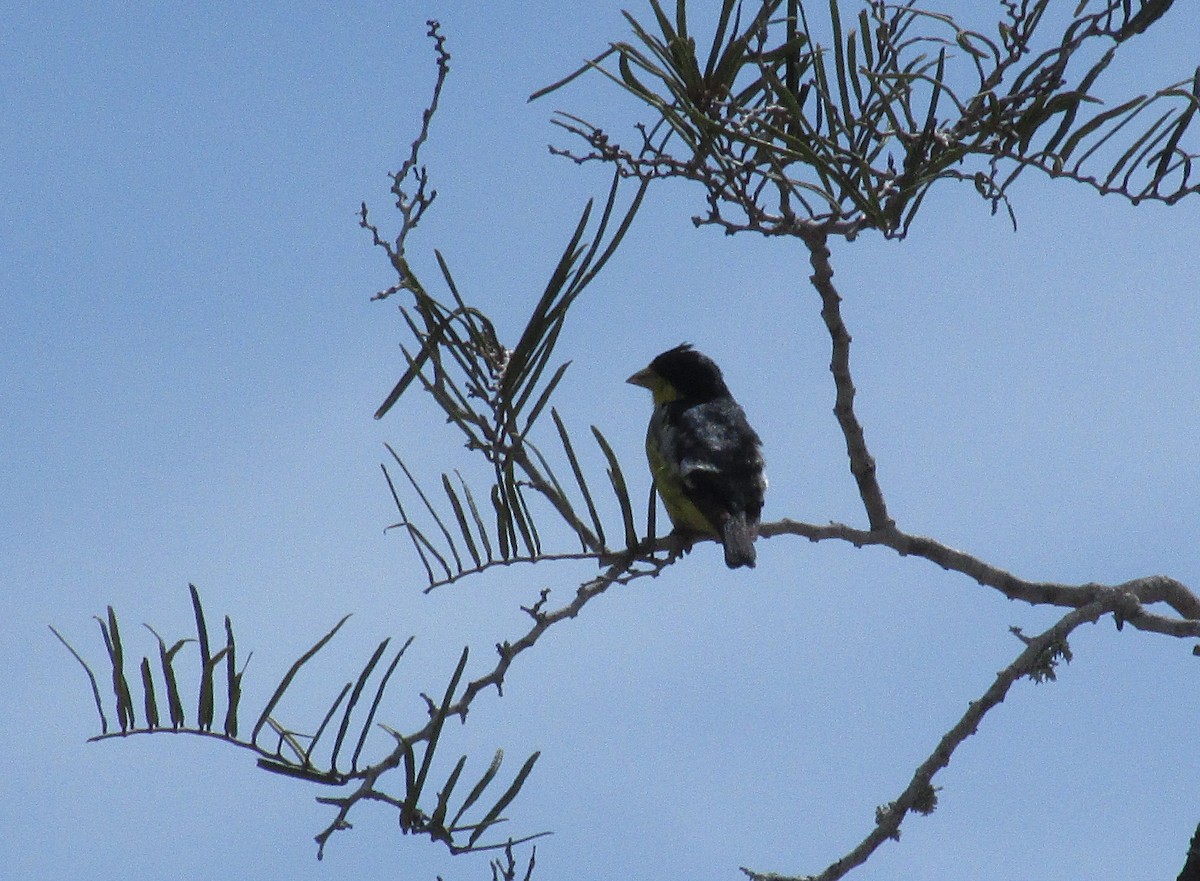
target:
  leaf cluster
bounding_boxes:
[52,587,544,859]
[535,0,1199,238]
[370,165,661,590]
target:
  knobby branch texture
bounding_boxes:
[800,228,892,531]
[742,596,1125,881]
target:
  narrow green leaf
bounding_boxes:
[329,638,391,772]
[922,49,945,140]
[566,172,651,300]
[524,437,592,552]
[647,0,679,47]
[467,751,542,847]
[198,646,231,732]
[702,0,740,81]
[396,311,490,420]
[621,11,675,75]
[431,754,469,831]
[405,647,470,824]
[507,335,564,434]
[431,248,466,311]
[306,682,353,765]
[48,625,109,735]
[752,62,838,193]
[1152,77,1198,180]
[455,471,494,564]
[381,462,436,584]
[374,305,490,421]
[188,585,210,663]
[351,635,414,772]
[145,627,191,729]
[845,24,863,111]
[188,584,212,728]
[408,520,456,582]
[1121,112,1178,193]
[552,409,606,548]
[385,444,463,573]
[223,616,240,738]
[1104,109,1172,188]
[1059,94,1145,162]
[442,474,482,569]
[1041,92,1094,157]
[98,607,135,731]
[251,614,352,744]
[450,749,504,831]
[502,468,540,558]
[674,0,687,42]
[714,1,781,90]
[139,657,159,729]
[857,8,874,70]
[400,732,417,814]
[379,724,418,827]
[828,0,855,132]
[618,51,654,102]
[432,251,503,377]
[501,201,594,409]
[491,483,514,560]
[592,426,638,550]
[528,46,618,102]
[407,303,495,409]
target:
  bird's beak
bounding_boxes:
[626,366,654,388]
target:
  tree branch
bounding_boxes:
[742,596,1127,881]
[801,230,893,530]
[763,518,1200,631]
[308,544,675,855]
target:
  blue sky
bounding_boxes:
[4,3,1199,880]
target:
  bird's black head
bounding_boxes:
[648,344,731,402]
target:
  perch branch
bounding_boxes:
[763,518,1200,632]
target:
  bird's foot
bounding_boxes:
[665,528,700,561]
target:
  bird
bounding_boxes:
[627,344,767,568]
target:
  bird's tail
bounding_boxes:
[721,513,757,569]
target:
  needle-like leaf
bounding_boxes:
[552,409,606,548]
[251,614,352,744]
[591,426,638,550]
[405,646,470,824]
[467,751,542,847]
[351,635,414,772]
[329,638,391,772]
[442,474,482,569]
[49,625,109,735]
[450,749,504,832]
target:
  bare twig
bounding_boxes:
[800,229,893,530]
[763,518,1200,633]
[362,19,452,295]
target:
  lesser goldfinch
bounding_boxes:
[627,344,767,568]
